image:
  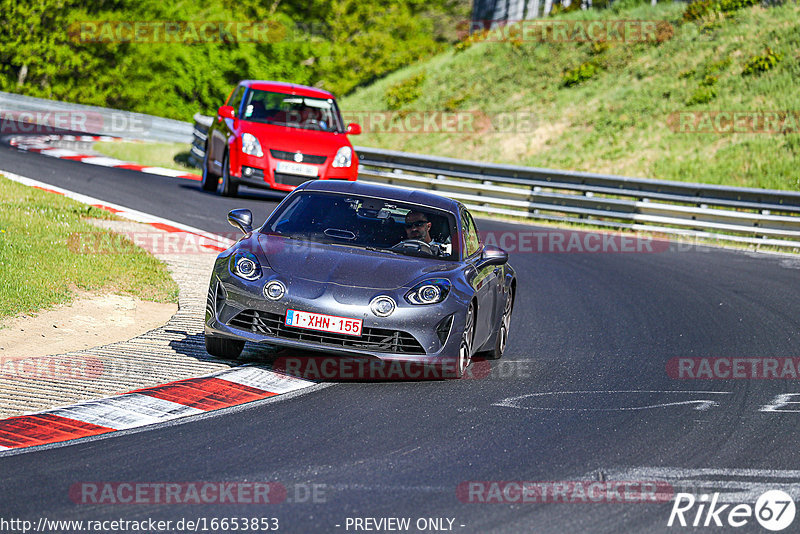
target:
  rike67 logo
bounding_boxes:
[668,490,796,531]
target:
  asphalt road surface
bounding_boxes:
[1,137,800,533]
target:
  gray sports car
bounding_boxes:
[204,180,515,378]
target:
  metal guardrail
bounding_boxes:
[192,113,800,249]
[0,91,193,143]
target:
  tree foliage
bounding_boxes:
[0,0,470,120]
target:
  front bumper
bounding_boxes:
[233,152,358,191]
[204,268,466,365]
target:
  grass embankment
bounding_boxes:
[341,0,800,191]
[0,175,178,319]
[93,141,195,173]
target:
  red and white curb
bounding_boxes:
[0,171,318,452]
[1,170,230,253]
[7,134,202,181]
[0,366,315,450]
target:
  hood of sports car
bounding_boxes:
[254,235,454,290]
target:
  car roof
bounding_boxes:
[298,180,461,214]
[240,80,335,100]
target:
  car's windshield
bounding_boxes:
[264,192,458,260]
[242,89,344,133]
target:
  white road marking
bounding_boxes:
[493,390,731,411]
[46,394,204,430]
[600,467,800,503]
[38,148,81,158]
[216,366,316,395]
[140,167,190,177]
[760,393,800,413]
[78,156,128,167]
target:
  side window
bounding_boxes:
[461,209,481,257]
[227,86,246,117]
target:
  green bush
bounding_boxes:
[683,0,759,21]
[443,92,469,111]
[686,85,717,105]
[384,73,426,110]
[717,0,760,12]
[562,62,601,87]
[705,57,732,74]
[742,47,782,76]
[589,42,611,56]
[700,74,718,86]
[683,0,716,21]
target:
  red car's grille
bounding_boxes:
[269,150,327,165]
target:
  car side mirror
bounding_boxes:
[218,105,235,120]
[228,209,253,234]
[346,123,361,135]
[477,245,508,269]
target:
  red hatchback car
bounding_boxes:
[202,80,361,196]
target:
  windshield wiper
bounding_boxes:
[364,246,403,255]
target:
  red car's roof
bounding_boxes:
[240,80,335,100]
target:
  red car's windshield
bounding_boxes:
[242,89,345,133]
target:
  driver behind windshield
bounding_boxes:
[404,211,450,256]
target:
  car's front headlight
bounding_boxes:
[242,133,263,157]
[332,146,352,168]
[405,279,451,305]
[229,251,262,281]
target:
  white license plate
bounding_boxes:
[285,309,362,337]
[276,161,318,177]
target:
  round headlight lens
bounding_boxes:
[264,280,286,300]
[404,279,451,305]
[419,285,440,304]
[237,257,256,276]
[370,296,396,317]
[230,251,262,281]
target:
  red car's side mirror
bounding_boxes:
[346,123,361,135]
[218,105,235,120]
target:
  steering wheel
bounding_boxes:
[391,239,435,255]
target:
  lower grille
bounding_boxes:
[274,173,313,186]
[228,310,425,354]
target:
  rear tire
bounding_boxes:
[200,145,217,191]
[205,335,245,359]
[218,151,239,197]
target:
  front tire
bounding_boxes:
[452,302,475,379]
[205,335,245,359]
[218,151,239,197]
